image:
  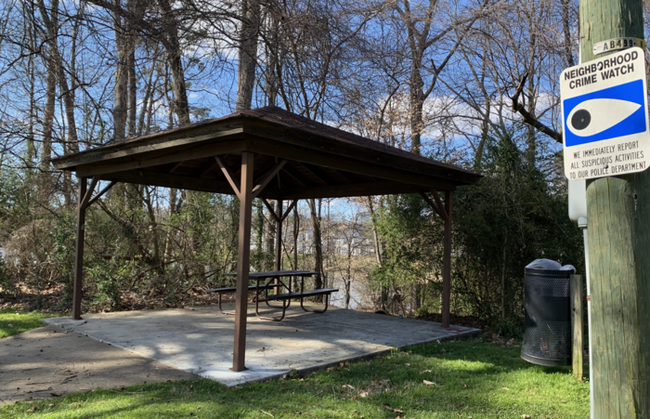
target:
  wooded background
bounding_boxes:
[2,0,636,332]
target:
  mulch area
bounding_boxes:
[0,284,222,314]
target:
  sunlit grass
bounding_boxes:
[0,308,57,338]
[0,339,589,418]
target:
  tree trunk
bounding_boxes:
[36,0,57,203]
[236,0,261,111]
[37,0,82,208]
[113,0,128,141]
[264,7,280,106]
[157,0,190,125]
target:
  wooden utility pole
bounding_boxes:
[570,274,584,381]
[580,0,650,416]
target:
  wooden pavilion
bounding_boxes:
[51,106,482,371]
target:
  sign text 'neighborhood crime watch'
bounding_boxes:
[563,49,638,90]
[561,47,650,180]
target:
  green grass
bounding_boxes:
[0,308,56,338]
[0,339,589,418]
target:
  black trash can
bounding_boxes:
[521,268,572,367]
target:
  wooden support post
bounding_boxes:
[275,199,283,271]
[571,274,584,381]
[232,152,254,372]
[579,0,650,416]
[72,177,88,320]
[441,191,452,328]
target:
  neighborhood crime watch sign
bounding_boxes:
[561,47,650,180]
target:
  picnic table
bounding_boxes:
[207,270,338,321]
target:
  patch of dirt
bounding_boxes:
[0,284,225,314]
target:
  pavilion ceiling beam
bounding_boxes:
[216,156,242,199]
[199,160,220,178]
[245,123,479,185]
[72,140,246,177]
[101,170,234,194]
[430,190,450,222]
[96,169,453,200]
[169,161,185,174]
[252,160,286,199]
[275,157,282,189]
[249,139,467,190]
[87,181,117,207]
[280,165,307,187]
[282,200,297,220]
[296,162,328,185]
[260,181,453,200]
[261,198,280,222]
[79,176,100,210]
[261,197,296,223]
[53,124,245,171]
[419,191,449,222]
[330,168,353,184]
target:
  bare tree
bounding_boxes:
[393,0,490,154]
[236,0,261,111]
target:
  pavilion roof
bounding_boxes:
[52,106,481,199]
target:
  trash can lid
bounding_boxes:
[525,259,576,274]
[526,259,561,270]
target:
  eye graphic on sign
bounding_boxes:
[567,98,641,137]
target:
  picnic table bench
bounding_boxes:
[206,270,338,321]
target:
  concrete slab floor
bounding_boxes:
[43,304,481,387]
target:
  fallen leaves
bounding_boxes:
[344,380,389,400]
[344,383,369,400]
[489,334,520,348]
[423,380,437,386]
[383,404,404,413]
